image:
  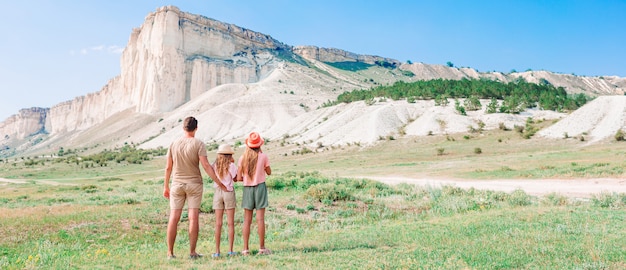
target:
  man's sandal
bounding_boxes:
[241,250,250,256]
[258,248,272,255]
[189,253,203,259]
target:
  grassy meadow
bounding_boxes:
[1,130,626,269]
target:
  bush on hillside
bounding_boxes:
[615,129,625,141]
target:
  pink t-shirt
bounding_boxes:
[212,162,237,192]
[238,152,270,187]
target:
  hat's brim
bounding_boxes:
[246,138,264,148]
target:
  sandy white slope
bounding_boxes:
[134,65,626,151]
[537,96,626,142]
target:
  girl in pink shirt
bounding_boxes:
[211,144,238,257]
[237,132,272,255]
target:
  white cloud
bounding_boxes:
[91,45,105,51]
[107,45,124,54]
[71,45,124,56]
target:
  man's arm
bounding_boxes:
[200,156,227,191]
[163,155,173,199]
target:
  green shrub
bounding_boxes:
[266,178,286,190]
[98,177,123,182]
[266,171,329,191]
[455,103,466,116]
[430,195,479,215]
[487,191,509,202]
[507,189,532,206]
[81,185,98,193]
[332,209,355,218]
[286,204,296,210]
[306,183,354,202]
[592,192,625,208]
[474,147,482,154]
[542,193,569,206]
[498,122,509,131]
[441,186,465,196]
[615,129,625,141]
[122,198,139,205]
[325,61,372,71]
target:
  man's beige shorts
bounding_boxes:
[170,182,203,210]
[213,189,236,210]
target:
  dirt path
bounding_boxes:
[4,175,625,199]
[0,169,164,187]
[0,177,77,186]
[0,178,27,184]
[364,176,626,199]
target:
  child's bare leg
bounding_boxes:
[214,209,224,254]
[256,208,266,249]
[226,208,236,252]
[243,209,253,252]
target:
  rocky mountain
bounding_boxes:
[1,6,625,157]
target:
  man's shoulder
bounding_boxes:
[170,137,205,153]
[190,137,205,145]
[172,137,204,144]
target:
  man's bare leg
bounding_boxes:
[188,208,201,256]
[167,209,183,257]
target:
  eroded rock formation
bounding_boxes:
[1,6,625,157]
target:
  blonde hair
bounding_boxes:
[240,147,260,180]
[214,154,232,180]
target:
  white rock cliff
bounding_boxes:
[30,6,285,137]
[1,6,626,157]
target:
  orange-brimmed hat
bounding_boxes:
[245,132,264,148]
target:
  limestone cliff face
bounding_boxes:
[0,107,49,141]
[31,6,287,136]
[293,45,401,66]
[120,6,287,114]
[47,77,123,134]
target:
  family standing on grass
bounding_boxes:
[162,116,271,260]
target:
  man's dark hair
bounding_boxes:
[183,117,198,132]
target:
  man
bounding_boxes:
[163,116,227,259]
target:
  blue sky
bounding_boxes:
[1,0,624,121]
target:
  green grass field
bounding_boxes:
[1,131,625,269]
